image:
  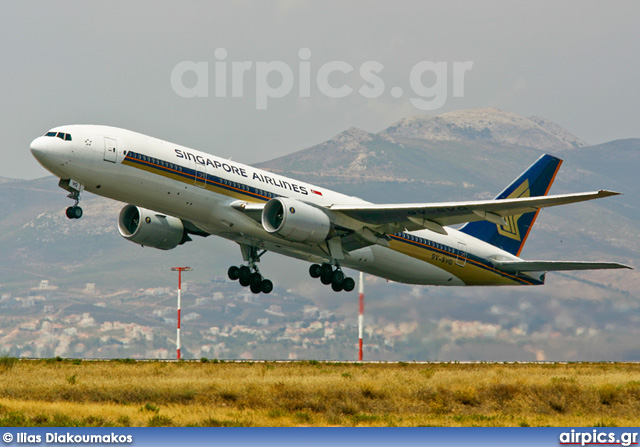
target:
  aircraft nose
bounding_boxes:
[30,136,49,162]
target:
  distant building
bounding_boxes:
[265,305,285,317]
[33,280,57,292]
[144,287,170,296]
[303,306,319,319]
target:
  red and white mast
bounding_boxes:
[171,267,191,360]
[358,272,364,362]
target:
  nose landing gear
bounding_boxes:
[309,263,355,292]
[59,179,84,220]
[65,202,83,220]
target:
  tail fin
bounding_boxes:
[459,154,562,256]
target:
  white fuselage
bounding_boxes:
[30,125,539,287]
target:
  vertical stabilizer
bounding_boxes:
[459,154,562,256]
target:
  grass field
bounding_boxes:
[1,358,640,427]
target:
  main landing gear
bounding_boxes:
[228,265,273,294]
[309,263,355,292]
[227,246,273,294]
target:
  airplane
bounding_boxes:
[29,125,631,294]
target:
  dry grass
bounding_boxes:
[1,358,640,426]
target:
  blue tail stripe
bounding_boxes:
[459,154,562,256]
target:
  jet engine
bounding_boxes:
[261,197,331,244]
[118,205,186,250]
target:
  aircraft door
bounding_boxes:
[456,241,467,267]
[104,137,118,163]
[194,163,207,188]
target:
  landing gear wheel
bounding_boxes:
[342,277,355,292]
[238,266,251,282]
[331,269,345,286]
[66,206,83,219]
[239,276,251,287]
[331,281,343,292]
[249,272,263,288]
[309,264,321,278]
[260,279,273,294]
[320,263,333,278]
[228,266,240,281]
[320,272,333,285]
[250,282,262,294]
[238,266,251,287]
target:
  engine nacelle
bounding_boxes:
[261,197,331,244]
[118,205,185,250]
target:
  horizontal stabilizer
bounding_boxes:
[492,260,633,273]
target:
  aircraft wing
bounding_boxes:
[492,260,632,272]
[329,190,620,234]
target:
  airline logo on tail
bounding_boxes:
[497,179,530,241]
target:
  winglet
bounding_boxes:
[597,190,621,197]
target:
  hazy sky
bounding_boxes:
[3,0,638,179]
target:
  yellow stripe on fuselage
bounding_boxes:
[388,234,535,286]
[122,156,269,203]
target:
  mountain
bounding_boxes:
[257,108,588,188]
[382,108,588,150]
[256,108,615,205]
[1,109,639,361]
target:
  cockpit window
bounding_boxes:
[44,131,72,141]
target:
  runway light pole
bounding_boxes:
[171,267,192,360]
[358,272,364,362]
